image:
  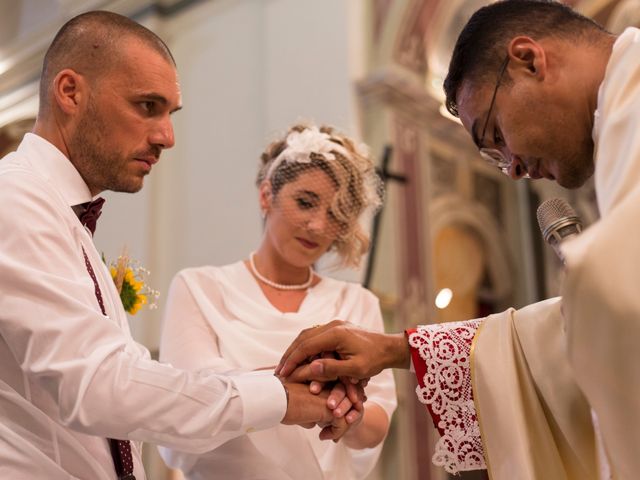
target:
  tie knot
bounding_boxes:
[77,197,105,235]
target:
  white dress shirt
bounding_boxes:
[0,133,287,479]
[159,263,397,480]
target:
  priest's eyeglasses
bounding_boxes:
[478,55,529,178]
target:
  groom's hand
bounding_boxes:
[279,380,364,442]
[280,381,334,426]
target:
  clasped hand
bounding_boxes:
[278,347,369,443]
[308,376,367,442]
[278,320,410,442]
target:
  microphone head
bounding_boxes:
[537,198,582,244]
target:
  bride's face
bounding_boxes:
[263,168,344,267]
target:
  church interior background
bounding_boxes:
[1,0,638,478]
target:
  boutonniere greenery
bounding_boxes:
[105,248,159,315]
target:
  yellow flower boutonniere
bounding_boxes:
[105,248,159,315]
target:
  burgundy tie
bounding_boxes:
[78,197,105,236]
[80,236,136,479]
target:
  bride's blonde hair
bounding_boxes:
[257,123,383,268]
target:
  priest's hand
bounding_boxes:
[276,320,411,381]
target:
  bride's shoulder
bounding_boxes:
[173,263,235,285]
[321,276,373,299]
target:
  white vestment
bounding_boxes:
[0,134,287,479]
[158,262,397,480]
[407,26,640,480]
[407,300,597,479]
[562,26,640,479]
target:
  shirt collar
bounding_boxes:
[17,133,94,208]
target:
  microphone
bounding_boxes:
[536,198,583,263]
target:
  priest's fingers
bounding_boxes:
[284,363,316,383]
[307,331,413,379]
[278,333,370,379]
[286,362,363,384]
[306,357,370,381]
[311,351,337,394]
[285,352,339,386]
[285,362,352,383]
[281,326,410,379]
[276,320,349,376]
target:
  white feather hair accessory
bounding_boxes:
[266,126,349,179]
[265,125,383,213]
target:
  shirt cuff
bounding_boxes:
[231,370,287,433]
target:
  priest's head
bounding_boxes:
[444,0,615,189]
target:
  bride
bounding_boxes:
[158,123,397,480]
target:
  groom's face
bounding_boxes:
[70,38,182,195]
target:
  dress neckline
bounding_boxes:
[237,260,326,315]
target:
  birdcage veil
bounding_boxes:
[257,123,384,268]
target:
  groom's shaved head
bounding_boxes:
[39,10,175,115]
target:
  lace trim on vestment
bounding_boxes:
[408,320,486,474]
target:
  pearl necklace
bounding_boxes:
[249,252,314,290]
